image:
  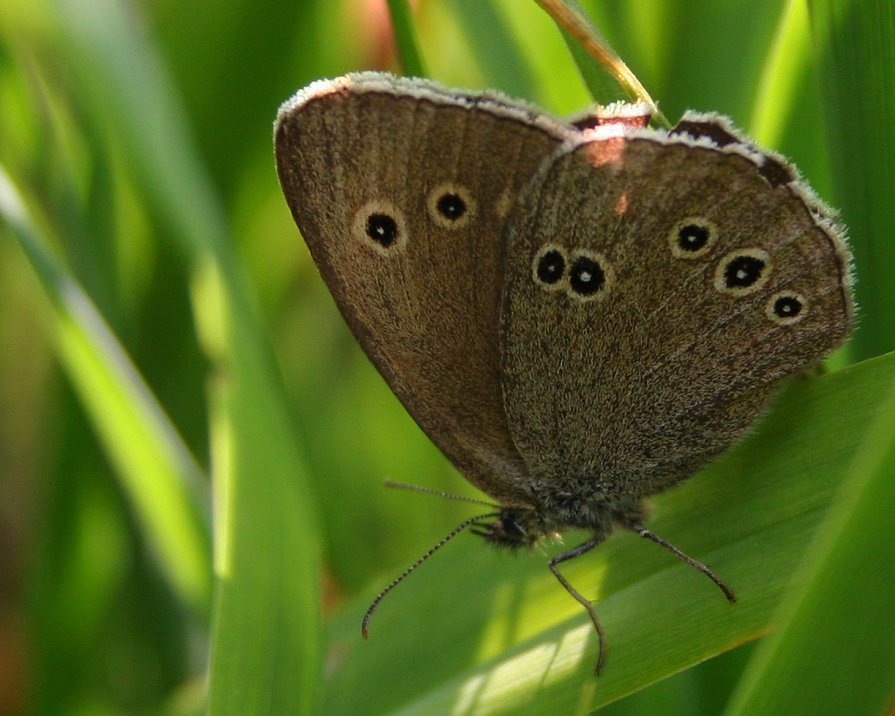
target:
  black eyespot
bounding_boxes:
[678,224,710,252]
[352,200,407,254]
[569,255,606,296]
[436,193,466,221]
[427,183,474,228]
[536,249,565,285]
[766,291,808,325]
[723,255,766,289]
[532,245,568,291]
[669,217,716,259]
[366,213,399,247]
[774,295,802,318]
[714,249,771,295]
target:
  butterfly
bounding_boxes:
[274,72,854,672]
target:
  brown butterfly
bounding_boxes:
[274,72,853,672]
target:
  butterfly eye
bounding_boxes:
[532,244,568,291]
[714,248,772,295]
[427,183,475,228]
[567,249,613,302]
[352,200,408,255]
[766,291,808,325]
[669,217,717,259]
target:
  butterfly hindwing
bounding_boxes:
[500,120,853,499]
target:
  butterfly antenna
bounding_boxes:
[361,511,500,639]
[383,479,498,508]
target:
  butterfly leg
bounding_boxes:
[549,535,607,674]
[629,523,736,603]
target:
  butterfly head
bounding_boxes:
[471,507,553,550]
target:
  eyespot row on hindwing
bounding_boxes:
[665,217,808,326]
[350,183,479,254]
[530,216,809,325]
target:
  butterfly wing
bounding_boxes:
[275,73,575,503]
[500,117,853,501]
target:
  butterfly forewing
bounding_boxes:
[275,73,576,503]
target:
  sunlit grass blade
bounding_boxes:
[206,333,323,714]
[809,0,895,360]
[449,0,538,98]
[0,166,212,616]
[49,0,323,711]
[386,0,427,76]
[556,24,633,108]
[723,359,895,716]
[320,353,895,714]
[748,0,812,146]
[535,0,667,125]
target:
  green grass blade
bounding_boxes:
[0,166,212,615]
[809,0,895,360]
[748,0,812,146]
[206,333,323,714]
[539,0,629,102]
[321,354,895,713]
[386,0,427,76]
[535,0,668,125]
[723,359,895,716]
[450,0,538,98]
[48,0,323,711]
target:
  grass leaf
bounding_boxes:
[48,0,324,710]
[387,0,427,77]
[321,354,895,714]
[724,355,895,716]
[810,0,895,360]
[0,166,212,616]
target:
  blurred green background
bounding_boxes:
[1,0,893,714]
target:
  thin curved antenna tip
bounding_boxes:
[361,511,500,640]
